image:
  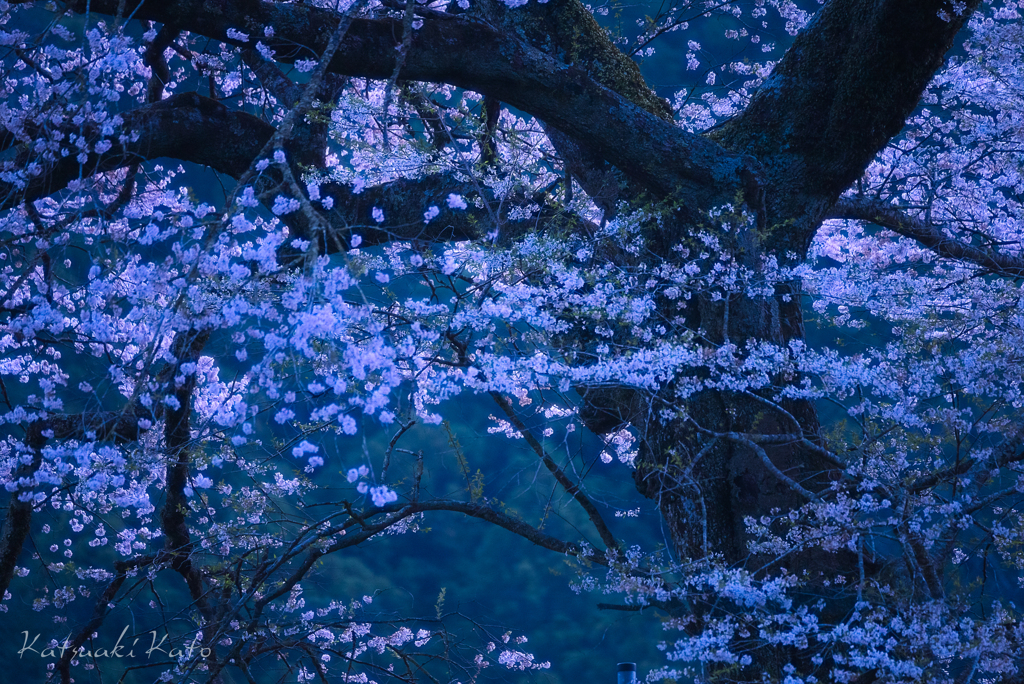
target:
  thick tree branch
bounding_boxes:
[715,0,981,253]
[67,0,746,202]
[2,93,269,208]
[2,92,593,254]
[143,25,182,103]
[829,197,1024,278]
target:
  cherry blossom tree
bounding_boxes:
[3,0,1024,682]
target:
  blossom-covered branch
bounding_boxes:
[829,197,1024,278]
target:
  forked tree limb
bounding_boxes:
[65,0,981,250]
[65,0,747,203]
[716,0,982,253]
